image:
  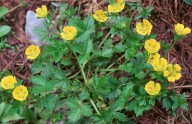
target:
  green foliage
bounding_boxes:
[0,38,14,51]
[126,0,142,10]
[0,7,8,18]
[0,26,11,38]
[0,6,11,38]
[183,0,192,5]
[66,98,93,122]
[0,1,188,123]
[134,6,154,20]
[69,15,95,42]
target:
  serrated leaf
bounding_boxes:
[81,104,93,116]
[162,97,171,110]
[79,89,90,100]
[30,76,46,86]
[68,109,81,122]
[101,49,113,58]
[40,94,57,111]
[113,112,127,122]
[113,42,126,53]
[77,54,89,64]
[66,98,92,122]
[69,16,95,42]
[23,108,35,121]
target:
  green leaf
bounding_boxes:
[23,108,35,121]
[162,97,171,110]
[40,94,57,111]
[183,0,192,5]
[0,102,6,116]
[66,98,93,122]
[1,113,22,122]
[69,16,95,42]
[113,42,126,53]
[30,76,46,86]
[77,54,89,64]
[113,112,127,122]
[0,7,8,18]
[61,58,72,66]
[32,86,45,95]
[0,26,11,37]
[101,49,113,58]
[79,89,90,100]
[81,104,92,116]
[68,109,81,122]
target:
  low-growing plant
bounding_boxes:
[0,1,191,123]
[0,6,13,51]
[0,7,11,38]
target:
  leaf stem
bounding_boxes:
[79,64,88,85]
[98,32,110,48]
[106,54,125,69]
[73,52,101,115]
[89,98,101,115]
[165,35,181,57]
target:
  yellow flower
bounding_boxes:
[163,64,182,82]
[175,23,191,36]
[150,57,168,72]
[136,19,153,35]
[145,81,161,95]
[25,45,40,60]
[12,85,28,101]
[36,5,48,18]
[144,39,160,53]
[0,75,17,90]
[108,0,125,13]
[147,53,160,63]
[60,26,77,41]
[93,10,108,22]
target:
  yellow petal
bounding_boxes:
[168,76,175,82]
[12,85,28,101]
[25,45,40,60]
[163,70,170,77]
[36,8,42,14]
[61,26,77,40]
[175,23,184,35]
[145,81,161,95]
[183,27,191,35]
[174,64,181,71]
[175,73,181,80]
[144,39,160,53]
[108,5,114,13]
[42,5,47,12]
[0,75,17,90]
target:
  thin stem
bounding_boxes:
[68,71,81,79]
[98,32,110,48]
[107,54,125,69]
[73,52,101,115]
[89,98,101,115]
[165,40,178,56]
[100,68,117,72]
[79,64,88,85]
[165,36,181,57]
